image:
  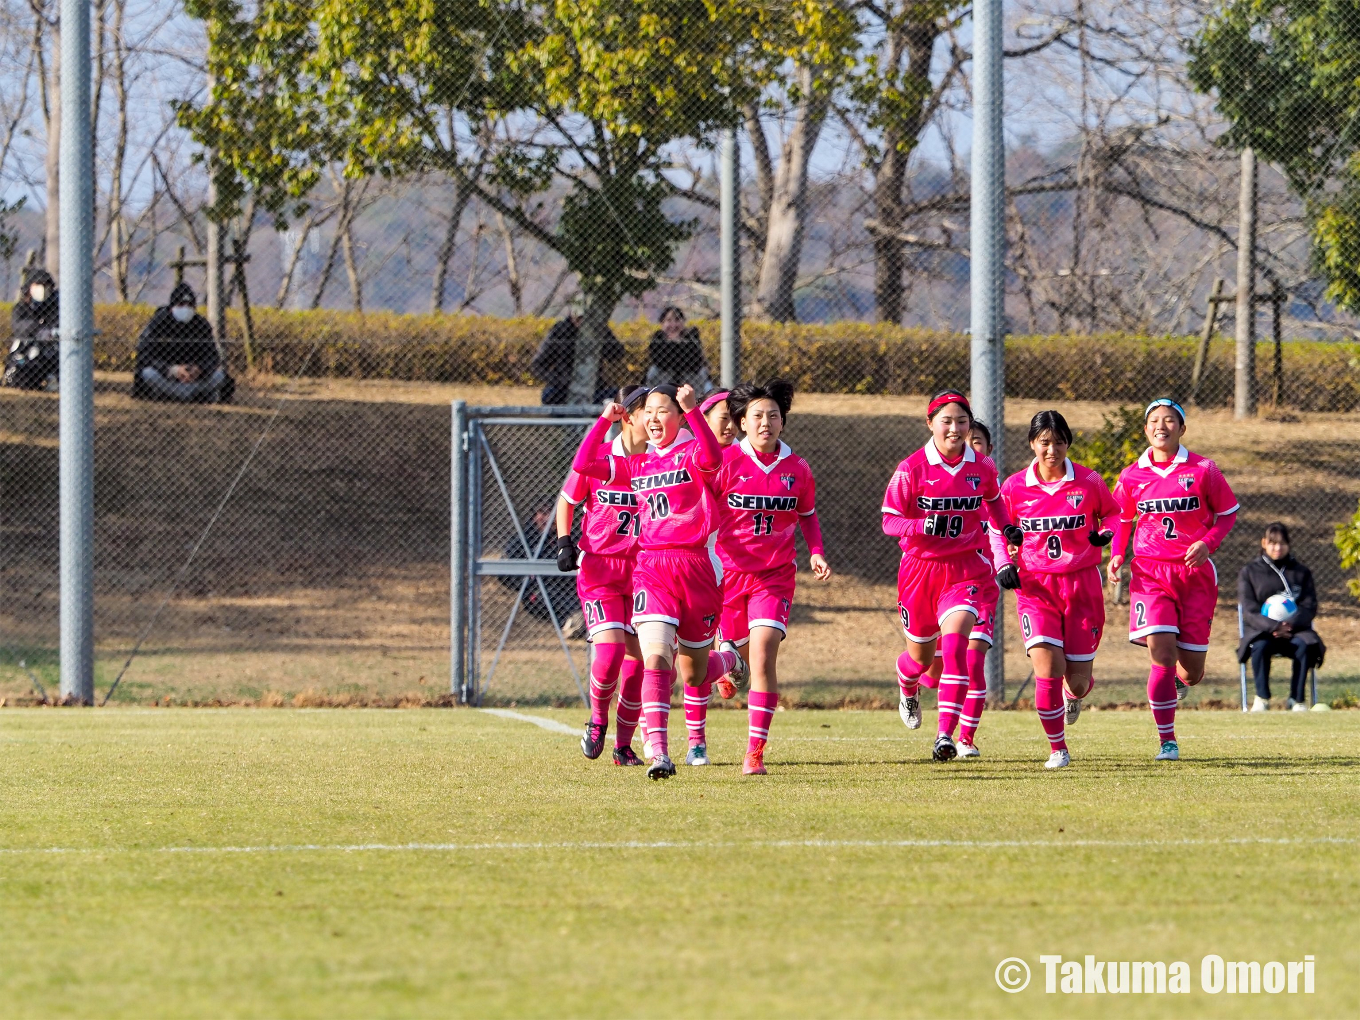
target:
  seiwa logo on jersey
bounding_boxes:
[1136,496,1200,513]
[1066,492,1084,508]
[916,495,983,511]
[632,468,692,492]
[1178,474,1195,490]
[594,489,638,507]
[780,473,796,491]
[966,474,982,490]
[727,493,798,511]
[1019,513,1087,532]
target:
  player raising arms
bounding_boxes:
[992,410,1120,769]
[569,384,744,780]
[882,391,1022,761]
[1107,399,1238,761]
[713,380,831,775]
[558,385,651,766]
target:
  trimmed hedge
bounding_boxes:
[4,303,1359,410]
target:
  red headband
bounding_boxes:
[926,393,971,419]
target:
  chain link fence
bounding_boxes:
[3,1,1360,706]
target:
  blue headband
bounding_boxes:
[1144,398,1185,423]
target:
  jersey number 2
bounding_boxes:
[1161,516,1177,540]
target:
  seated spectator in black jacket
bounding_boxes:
[132,283,234,403]
[1237,522,1324,711]
[645,305,713,394]
[530,300,623,405]
[4,268,60,390]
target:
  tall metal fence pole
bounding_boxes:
[1235,146,1257,420]
[719,127,741,389]
[59,0,94,705]
[451,400,469,701]
[971,0,1006,703]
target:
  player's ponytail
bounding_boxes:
[728,379,794,428]
[1027,409,1073,446]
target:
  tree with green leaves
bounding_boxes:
[1188,1,1360,313]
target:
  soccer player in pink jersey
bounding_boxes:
[991,410,1120,769]
[882,391,1022,761]
[569,384,743,780]
[713,380,831,775]
[922,419,1001,757]
[558,385,651,766]
[1107,398,1238,761]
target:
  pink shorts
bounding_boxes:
[1128,557,1218,652]
[968,573,1001,646]
[896,551,993,644]
[1016,566,1105,661]
[721,564,796,646]
[632,548,722,648]
[576,551,634,638]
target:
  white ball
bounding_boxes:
[1263,592,1297,623]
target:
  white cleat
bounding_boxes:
[1287,698,1308,712]
[957,741,981,758]
[1154,740,1180,761]
[1065,697,1083,726]
[1250,696,1269,713]
[1045,749,1070,769]
[898,693,921,730]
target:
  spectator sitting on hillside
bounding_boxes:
[1237,522,1324,711]
[132,283,234,404]
[644,305,713,394]
[531,299,624,405]
[4,268,60,390]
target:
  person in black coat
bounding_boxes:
[1237,522,1324,710]
[530,301,623,405]
[132,283,234,403]
[644,305,713,393]
[4,268,60,390]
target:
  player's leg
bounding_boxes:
[612,630,645,765]
[1173,561,1215,692]
[1130,559,1183,759]
[578,559,631,759]
[933,610,976,760]
[740,580,792,775]
[1029,642,1070,767]
[1060,568,1103,725]
[895,557,941,730]
[957,593,996,755]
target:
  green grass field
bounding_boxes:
[2,706,1358,1018]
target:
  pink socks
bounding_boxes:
[683,682,712,748]
[896,650,925,698]
[958,647,988,746]
[614,657,643,749]
[589,642,626,726]
[1148,663,1178,745]
[1034,676,1068,752]
[936,632,969,738]
[748,690,777,753]
[706,648,738,683]
[642,668,672,758]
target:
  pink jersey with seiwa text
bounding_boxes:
[882,443,1002,559]
[995,459,1120,574]
[603,429,720,551]
[714,439,818,573]
[561,436,640,558]
[1112,446,1239,562]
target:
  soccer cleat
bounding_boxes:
[612,745,644,766]
[720,640,750,694]
[1174,678,1188,701]
[1065,697,1083,726]
[1290,701,1309,712]
[1045,749,1071,769]
[898,694,922,730]
[647,753,676,780]
[581,720,607,760]
[1251,696,1269,713]
[1155,740,1179,761]
[932,734,958,762]
[715,676,736,700]
[957,740,981,758]
[743,738,767,775]
[685,743,709,766]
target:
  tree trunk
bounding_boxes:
[567,289,618,405]
[752,65,828,322]
[430,179,474,313]
[497,211,523,314]
[42,17,61,277]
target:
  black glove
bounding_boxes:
[556,535,578,572]
[996,563,1021,590]
[1002,525,1024,547]
[1088,530,1114,547]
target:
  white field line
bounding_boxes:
[478,708,579,735]
[1,836,1357,857]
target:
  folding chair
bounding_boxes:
[1238,603,1318,711]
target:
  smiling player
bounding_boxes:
[1108,399,1238,761]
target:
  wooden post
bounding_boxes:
[1191,276,1226,405]
[174,245,186,287]
[231,238,255,372]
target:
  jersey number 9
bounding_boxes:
[1046,535,1063,560]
